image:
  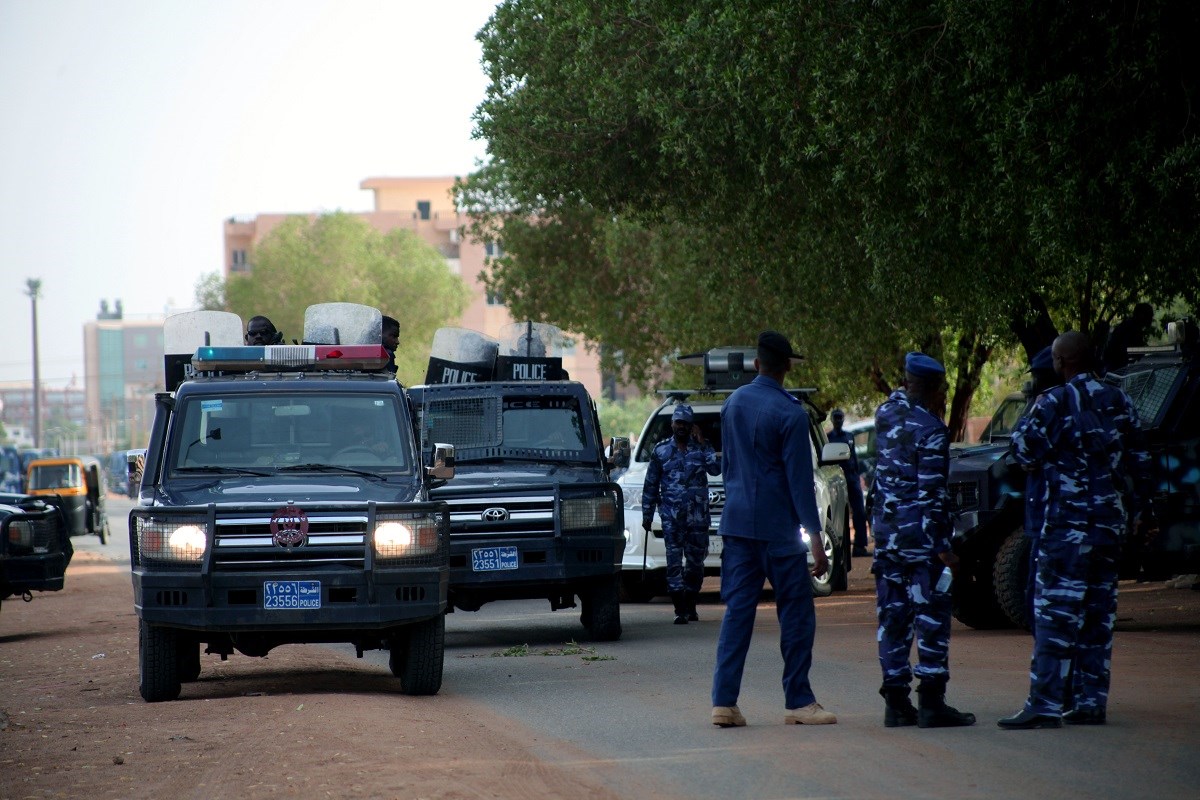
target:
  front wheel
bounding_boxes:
[139,621,181,702]
[810,529,836,597]
[98,520,110,545]
[994,528,1032,630]
[581,575,622,641]
[390,615,445,696]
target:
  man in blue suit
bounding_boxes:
[710,330,836,728]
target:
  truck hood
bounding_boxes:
[154,476,421,507]
[437,463,607,489]
[948,442,1008,477]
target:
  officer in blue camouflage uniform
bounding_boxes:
[1000,331,1155,729]
[871,352,975,728]
[642,404,721,624]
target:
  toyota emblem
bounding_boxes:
[270,503,309,548]
[708,490,724,505]
[482,507,509,523]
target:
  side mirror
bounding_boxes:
[608,437,631,469]
[426,443,456,481]
[126,451,145,498]
[820,441,851,465]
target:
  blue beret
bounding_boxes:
[672,404,694,423]
[1030,346,1054,372]
[905,351,945,377]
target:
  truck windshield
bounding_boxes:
[422,395,589,457]
[171,393,411,472]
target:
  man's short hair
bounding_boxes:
[757,330,800,373]
[382,315,399,335]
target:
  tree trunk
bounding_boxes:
[947,328,993,443]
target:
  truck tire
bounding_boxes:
[390,615,445,696]
[178,638,202,683]
[99,520,110,545]
[581,575,622,641]
[619,571,663,603]
[994,528,1032,630]
[951,548,1015,630]
[139,621,182,702]
[831,521,849,592]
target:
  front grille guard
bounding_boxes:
[130,501,449,604]
[0,506,68,558]
[435,481,624,538]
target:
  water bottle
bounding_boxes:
[935,566,953,593]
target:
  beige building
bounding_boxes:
[82,303,164,451]
[224,176,604,396]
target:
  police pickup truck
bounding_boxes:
[408,324,626,641]
[130,304,454,701]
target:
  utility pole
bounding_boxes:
[26,278,42,448]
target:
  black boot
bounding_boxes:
[686,591,699,622]
[880,685,918,728]
[669,591,688,624]
[917,680,976,728]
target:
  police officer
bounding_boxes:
[827,409,869,557]
[711,331,836,728]
[642,404,720,624]
[382,315,400,375]
[872,352,975,728]
[1000,331,1155,729]
[245,316,283,345]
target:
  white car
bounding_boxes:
[618,391,852,601]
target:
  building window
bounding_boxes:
[485,241,504,259]
[486,289,505,307]
[417,201,431,220]
[231,249,249,273]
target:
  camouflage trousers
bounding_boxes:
[662,524,709,593]
[874,559,952,687]
[1025,536,1120,715]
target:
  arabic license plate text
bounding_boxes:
[472,546,519,572]
[263,580,321,609]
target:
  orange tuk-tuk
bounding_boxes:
[25,456,110,543]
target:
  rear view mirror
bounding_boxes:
[426,443,456,481]
[608,437,631,469]
[821,441,851,465]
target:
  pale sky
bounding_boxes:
[0,0,499,386]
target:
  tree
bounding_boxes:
[463,0,1200,436]
[222,213,471,385]
[193,271,226,311]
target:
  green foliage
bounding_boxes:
[193,271,226,311]
[597,395,660,444]
[463,1,1200,437]
[222,213,471,385]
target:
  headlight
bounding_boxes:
[374,516,440,561]
[623,487,643,509]
[562,494,618,530]
[137,518,208,564]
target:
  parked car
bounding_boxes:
[617,347,852,601]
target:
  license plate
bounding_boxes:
[709,535,722,556]
[471,545,519,572]
[263,580,321,609]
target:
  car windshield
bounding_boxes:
[29,462,81,490]
[635,411,723,462]
[979,395,1029,442]
[170,392,411,473]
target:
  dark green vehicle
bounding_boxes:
[948,321,1200,629]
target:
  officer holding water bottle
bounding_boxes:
[870,352,975,729]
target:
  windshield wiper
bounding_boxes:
[175,465,273,477]
[276,463,386,480]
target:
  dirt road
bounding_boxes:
[0,550,631,800]
[4,535,1199,799]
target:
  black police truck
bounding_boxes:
[948,320,1200,629]
[408,324,626,641]
[130,304,454,701]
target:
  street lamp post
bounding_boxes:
[26,278,42,449]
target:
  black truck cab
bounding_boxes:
[131,303,454,701]
[409,323,625,640]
